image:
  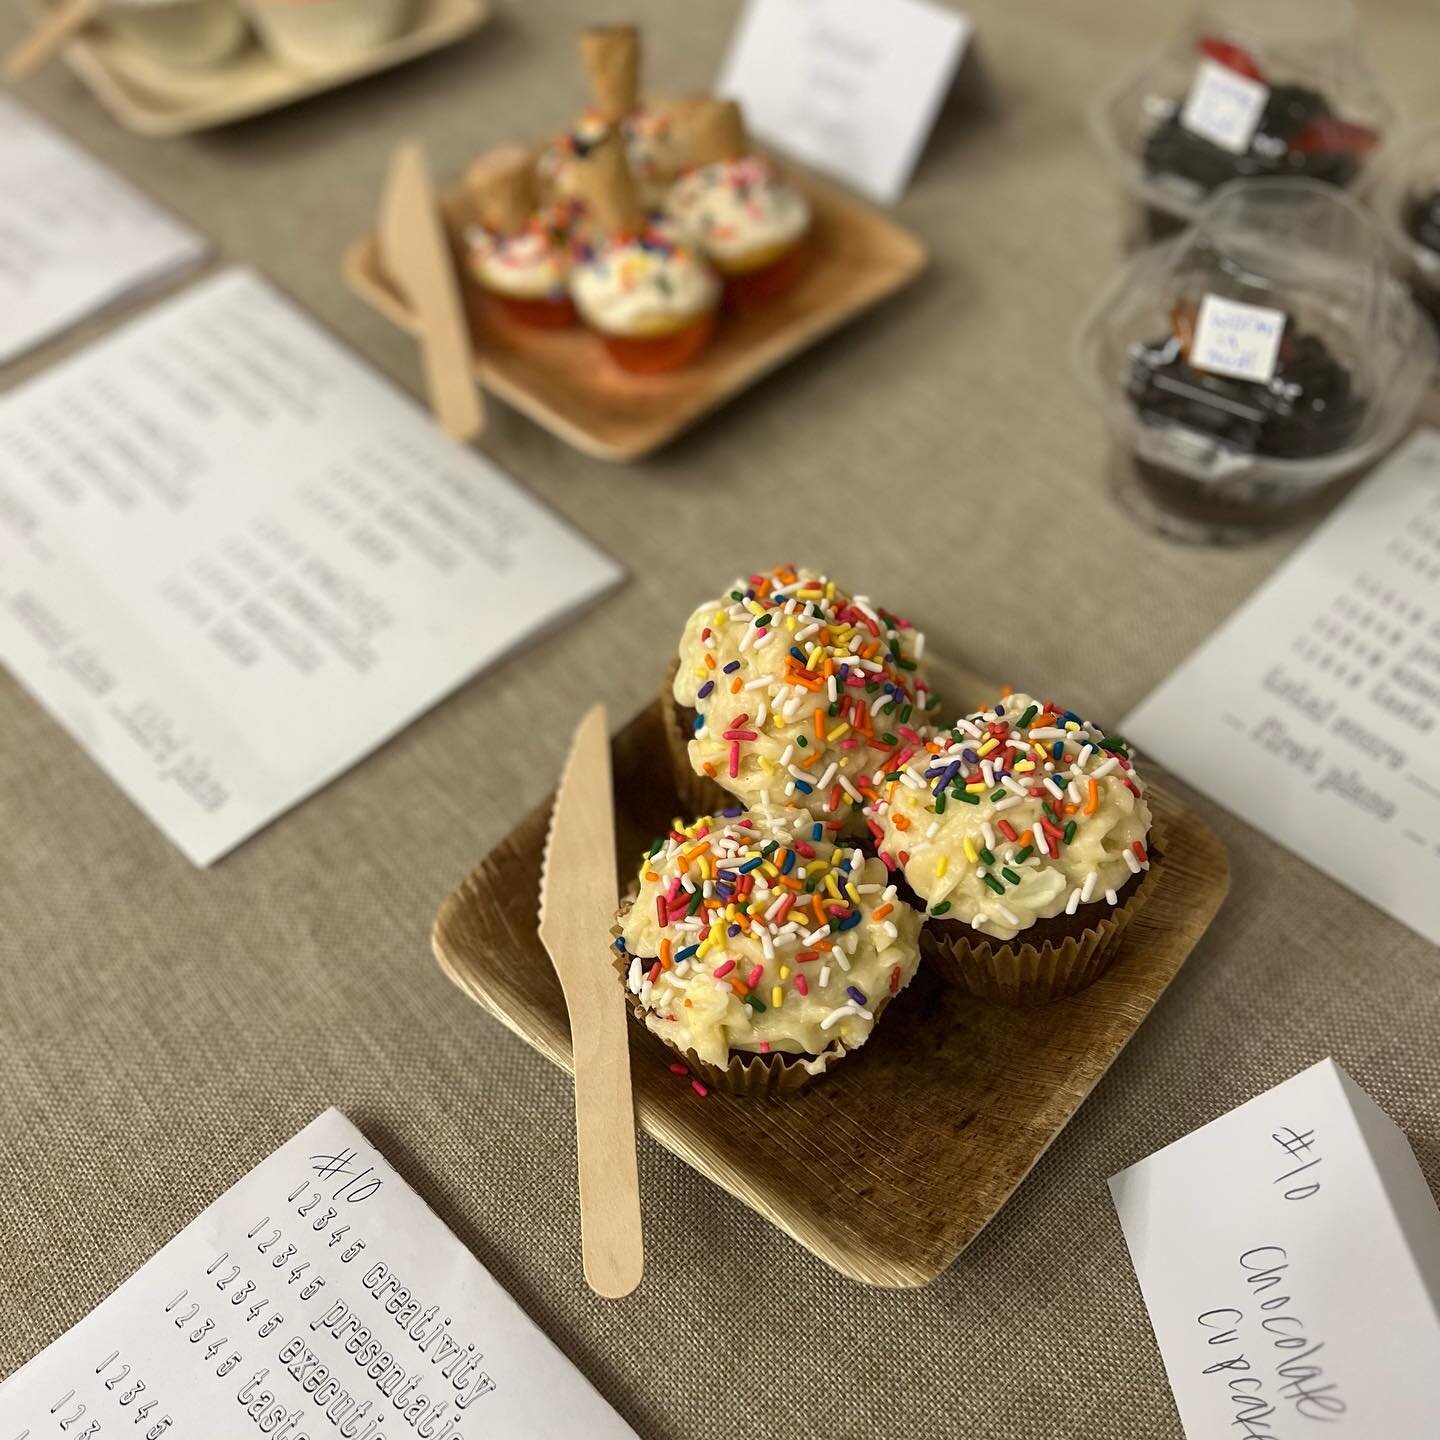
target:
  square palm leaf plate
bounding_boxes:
[432,659,1229,1287]
[344,153,927,461]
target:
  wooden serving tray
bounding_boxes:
[431,662,1230,1287]
[343,163,927,461]
[61,0,488,138]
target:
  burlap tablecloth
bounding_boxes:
[2,2,1438,1435]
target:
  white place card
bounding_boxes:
[1124,428,1440,947]
[0,267,622,866]
[1190,294,1286,383]
[1110,1059,1440,1436]
[0,1109,639,1439]
[1180,57,1269,154]
[715,0,972,205]
[0,95,207,366]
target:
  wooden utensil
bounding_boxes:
[3,0,98,81]
[377,141,484,443]
[536,702,644,1299]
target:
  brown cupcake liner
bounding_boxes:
[920,836,1163,1006]
[660,656,736,819]
[609,917,895,1096]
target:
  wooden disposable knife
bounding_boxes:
[537,703,644,1299]
[378,141,484,443]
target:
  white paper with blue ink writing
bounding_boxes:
[0,1109,638,1440]
[1180,58,1269,155]
[0,96,206,365]
[1124,427,1440,947]
[1110,1059,1440,1437]
[1189,294,1286,383]
[0,267,622,867]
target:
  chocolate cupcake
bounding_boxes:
[867,693,1154,1005]
[665,565,939,833]
[612,805,924,1094]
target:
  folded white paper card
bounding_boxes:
[0,95,207,366]
[1124,427,1440,946]
[0,267,622,866]
[1110,1058,1440,1437]
[0,1109,638,1439]
[715,0,972,205]
[1180,58,1269,155]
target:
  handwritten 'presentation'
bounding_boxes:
[0,1110,638,1439]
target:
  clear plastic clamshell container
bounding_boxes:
[1373,122,1440,334]
[1073,178,1437,544]
[1090,0,1396,242]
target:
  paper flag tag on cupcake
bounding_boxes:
[1110,1059,1440,1437]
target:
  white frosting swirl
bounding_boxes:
[665,157,810,269]
[464,224,568,300]
[571,233,718,337]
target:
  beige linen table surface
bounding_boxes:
[2,2,1438,1436]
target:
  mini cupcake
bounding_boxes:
[612,805,924,1094]
[569,134,720,374]
[666,99,811,312]
[666,565,939,830]
[868,693,1155,1005]
[537,26,687,209]
[464,149,577,329]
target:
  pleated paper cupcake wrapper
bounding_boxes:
[609,918,885,1096]
[921,842,1163,1006]
[660,657,738,820]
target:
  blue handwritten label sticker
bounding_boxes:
[1190,293,1286,384]
[1180,58,1269,154]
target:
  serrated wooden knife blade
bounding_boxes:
[537,703,643,1298]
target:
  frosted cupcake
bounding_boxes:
[666,98,811,311]
[569,134,719,374]
[868,693,1154,1004]
[666,565,939,830]
[613,805,924,1094]
[536,26,687,209]
[464,149,577,329]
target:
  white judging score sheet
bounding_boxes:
[0,1110,639,1439]
[0,268,621,865]
[0,95,207,365]
[1125,428,1440,947]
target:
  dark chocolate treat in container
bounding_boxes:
[1073,178,1436,544]
[1090,0,1394,247]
